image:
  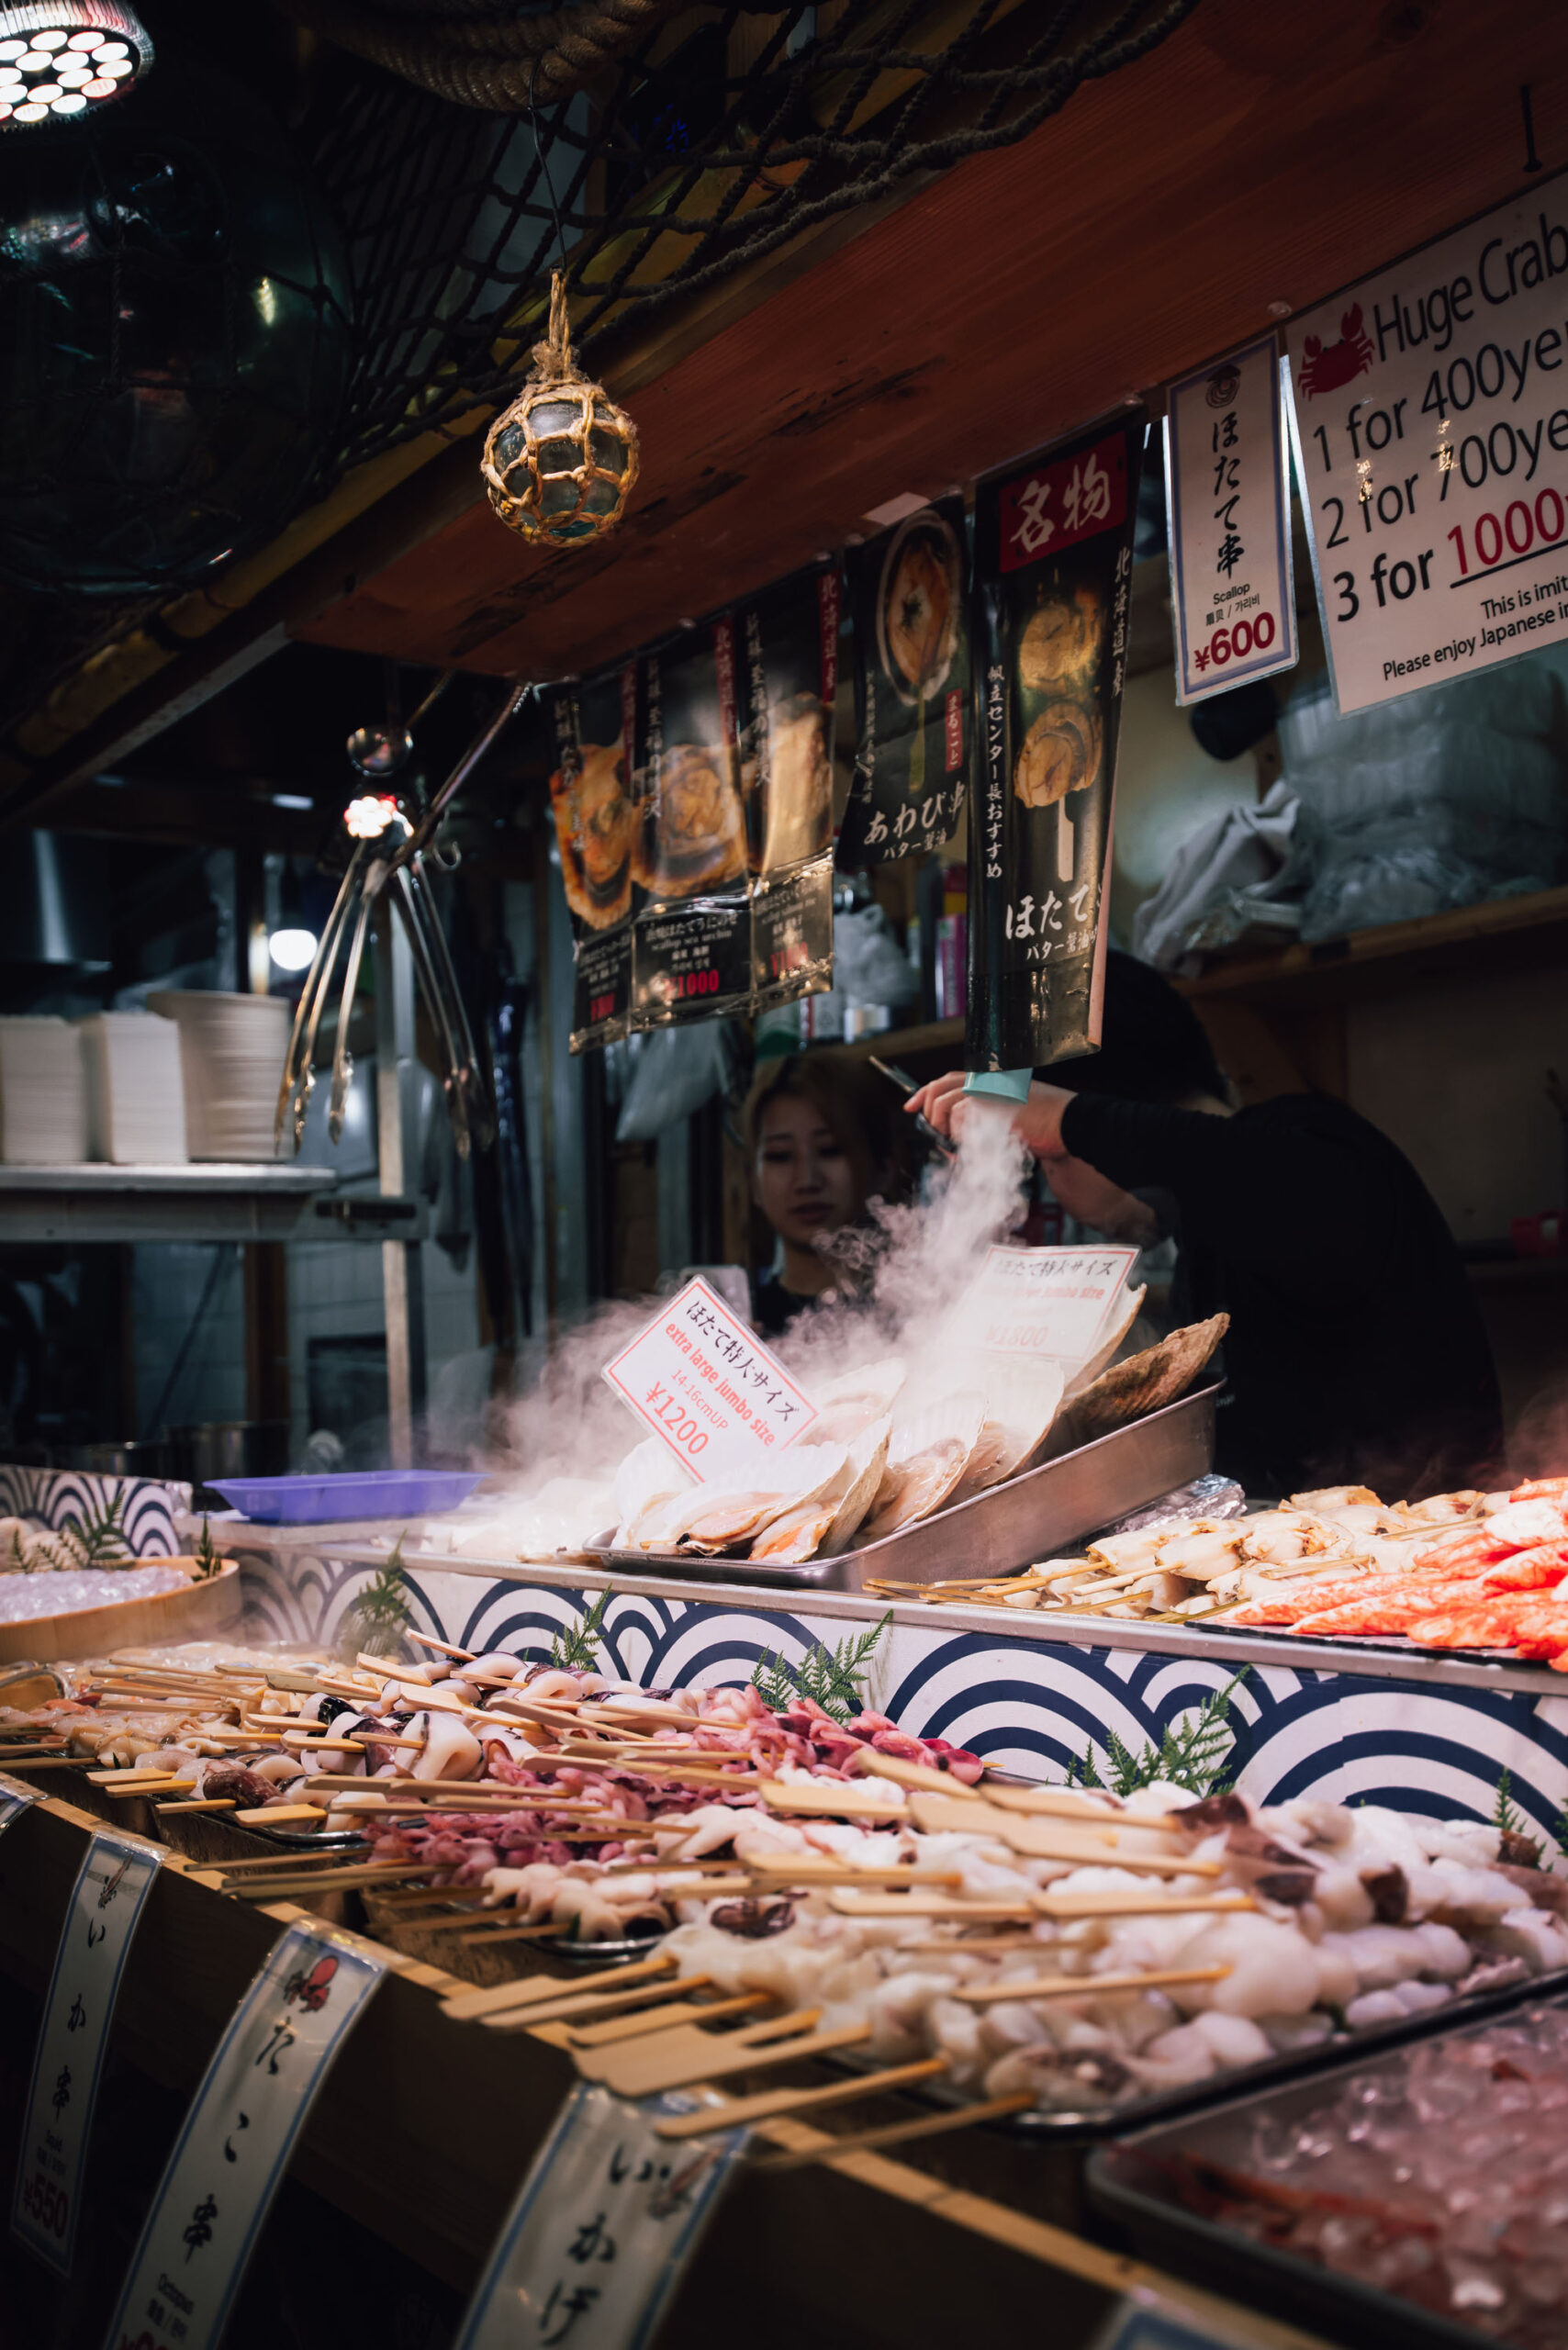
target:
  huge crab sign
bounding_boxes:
[1297,304,1375,399]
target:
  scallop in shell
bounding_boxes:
[858,1393,987,1542]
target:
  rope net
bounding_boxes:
[308,0,1201,484]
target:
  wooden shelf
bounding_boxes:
[1176,885,1568,1010]
[820,1016,964,1067]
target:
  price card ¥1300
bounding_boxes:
[102,1920,385,2350]
[12,1825,159,2273]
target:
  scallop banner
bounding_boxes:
[234,1546,1568,1849]
[0,1466,185,1557]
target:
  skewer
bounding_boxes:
[452,1919,569,1947]
[476,1973,713,2031]
[653,2056,954,2141]
[747,1862,964,1889]
[756,1779,906,1819]
[155,1798,237,1816]
[828,1890,1038,1921]
[1034,1889,1255,1920]
[949,1964,1232,2006]
[407,1633,477,1661]
[574,2006,872,2098]
[442,1950,676,2020]
[566,1992,772,2049]
[224,1861,435,1898]
[853,1751,981,1797]
[234,1803,325,1828]
[750,2088,1038,2166]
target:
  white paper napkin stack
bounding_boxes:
[149,990,292,1160]
[0,1016,88,1163]
[79,1012,189,1164]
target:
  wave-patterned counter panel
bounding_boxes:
[235,1550,1568,1841]
[0,1464,185,1556]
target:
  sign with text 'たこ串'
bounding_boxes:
[601,1276,817,1481]
[13,1828,162,2275]
[1285,172,1568,712]
[1165,333,1297,704]
[101,1921,385,2350]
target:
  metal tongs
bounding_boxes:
[274,678,532,1161]
[868,1055,958,1160]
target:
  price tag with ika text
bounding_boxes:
[102,1920,385,2350]
[13,1828,162,2275]
[601,1275,818,1481]
[454,2083,748,2350]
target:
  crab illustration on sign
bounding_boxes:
[283,1953,339,2014]
[1297,303,1374,398]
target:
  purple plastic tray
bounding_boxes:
[208,1471,484,1525]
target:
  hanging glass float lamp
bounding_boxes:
[480,271,639,546]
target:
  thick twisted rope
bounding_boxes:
[274,0,686,108]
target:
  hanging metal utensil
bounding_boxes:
[346,666,455,780]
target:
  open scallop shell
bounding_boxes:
[858,1392,987,1542]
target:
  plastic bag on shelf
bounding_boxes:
[1278,653,1568,942]
[614,1022,744,1142]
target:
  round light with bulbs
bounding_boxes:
[0,2,151,128]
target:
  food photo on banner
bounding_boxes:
[551,666,639,1050]
[839,494,971,867]
[968,408,1146,1070]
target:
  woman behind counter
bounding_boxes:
[745,1054,907,1337]
[909,952,1503,1501]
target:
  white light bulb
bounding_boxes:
[33,28,67,48]
[92,39,127,57]
[99,57,130,76]
[81,73,112,93]
[66,28,98,47]
[50,89,84,108]
[14,99,45,118]
[268,928,319,975]
[30,81,61,98]
[0,40,24,60]
[17,50,50,69]
[56,64,89,84]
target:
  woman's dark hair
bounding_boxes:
[1039,950,1227,1105]
[743,1052,907,1200]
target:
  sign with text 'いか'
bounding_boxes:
[1165,333,1297,704]
[1285,173,1568,712]
[101,1921,385,2350]
[957,1244,1140,1367]
[601,1276,817,1481]
[13,1828,162,2275]
[454,2083,748,2350]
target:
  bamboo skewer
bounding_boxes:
[566,1992,772,2049]
[442,1951,677,2021]
[746,1862,965,1889]
[452,1919,566,1947]
[653,2056,954,2141]
[480,1972,713,2031]
[827,1890,1037,1921]
[751,2087,1038,2166]
[155,1798,237,1815]
[1034,1889,1256,1920]
[574,2007,871,2098]
[949,1964,1232,2006]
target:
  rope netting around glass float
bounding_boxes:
[308,0,1202,484]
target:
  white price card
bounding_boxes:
[958,1244,1140,1365]
[454,2083,748,2350]
[101,1920,385,2350]
[601,1275,818,1482]
[13,1827,162,2274]
[1285,173,1568,712]
[0,1770,39,1829]
[1165,333,1297,704]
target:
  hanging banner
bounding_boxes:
[968,408,1146,1071]
[735,562,838,1011]
[454,2083,749,2350]
[1165,335,1297,703]
[13,1828,162,2276]
[552,666,639,1053]
[101,1921,385,2350]
[601,1273,818,1478]
[1284,173,1568,712]
[630,624,753,1030]
[840,497,970,864]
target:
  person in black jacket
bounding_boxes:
[908,953,1503,1501]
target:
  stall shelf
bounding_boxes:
[226,1532,1568,1847]
[0,1785,1340,2350]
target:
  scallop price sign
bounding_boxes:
[1285,173,1568,711]
[1165,333,1297,704]
[601,1276,818,1480]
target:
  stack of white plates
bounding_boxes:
[0,1017,88,1162]
[79,1012,188,1164]
[148,990,292,1161]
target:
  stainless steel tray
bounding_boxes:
[589,1383,1217,1592]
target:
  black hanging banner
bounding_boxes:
[840,497,970,867]
[967,409,1145,1072]
[550,666,638,1053]
[630,625,753,1028]
[734,560,839,1012]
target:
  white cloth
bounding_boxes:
[1130,779,1302,970]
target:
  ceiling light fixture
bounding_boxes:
[268,927,319,975]
[0,1,151,129]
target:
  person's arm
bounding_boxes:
[1059,1094,1239,1194]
